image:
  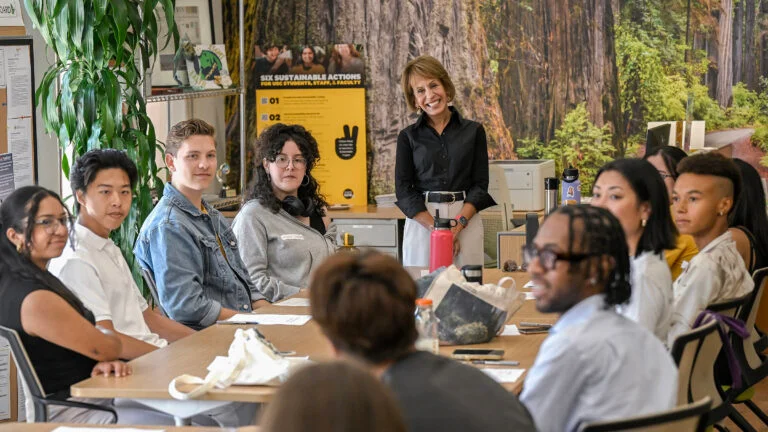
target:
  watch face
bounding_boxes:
[459,216,468,226]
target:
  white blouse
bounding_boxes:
[618,251,673,342]
[668,231,754,347]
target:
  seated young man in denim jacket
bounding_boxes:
[135,119,270,329]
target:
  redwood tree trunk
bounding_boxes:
[743,0,757,89]
[733,0,743,85]
[716,0,734,107]
[497,0,624,154]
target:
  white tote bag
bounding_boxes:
[169,328,308,400]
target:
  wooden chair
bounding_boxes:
[140,267,167,317]
[0,325,117,423]
[577,397,711,432]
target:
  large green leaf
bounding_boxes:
[93,0,106,22]
[59,70,76,140]
[67,0,84,51]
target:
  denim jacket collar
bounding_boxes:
[163,183,214,217]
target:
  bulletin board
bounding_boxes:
[0,37,37,203]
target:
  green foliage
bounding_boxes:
[516,104,614,194]
[24,0,176,299]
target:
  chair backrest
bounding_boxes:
[0,326,45,398]
[742,267,768,369]
[578,397,711,432]
[670,321,719,405]
[140,267,166,317]
[707,292,752,318]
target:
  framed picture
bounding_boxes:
[186,44,233,90]
[152,0,215,87]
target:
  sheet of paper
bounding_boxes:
[276,298,310,307]
[52,428,166,432]
[501,324,520,336]
[4,45,31,119]
[525,292,535,300]
[227,314,311,326]
[0,0,24,27]
[481,368,526,383]
[0,344,10,421]
[0,153,13,202]
[8,118,32,186]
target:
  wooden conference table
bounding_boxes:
[71,269,554,421]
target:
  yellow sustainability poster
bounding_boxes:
[254,45,367,206]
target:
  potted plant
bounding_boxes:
[23,0,177,296]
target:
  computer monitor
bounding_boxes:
[646,123,671,153]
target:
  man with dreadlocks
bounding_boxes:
[520,205,676,432]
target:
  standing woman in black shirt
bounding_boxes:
[396,55,496,267]
[0,186,128,423]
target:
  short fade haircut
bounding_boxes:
[309,250,418,364]
[550,205,632,308]
[400,55,456,112]
[70,149,138,212]
[165,119,215,156]
[677,152,741,210]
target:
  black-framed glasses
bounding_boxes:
[271,155,307,169]
[522,244,598,271]
[33,216,72,235]
[657,170,673,180]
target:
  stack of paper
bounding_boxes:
[375,193,397,207]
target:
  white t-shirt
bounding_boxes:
[668,230,754,346]
[617,251,673,342]
[49,224,167,348]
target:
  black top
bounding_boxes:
[734,226,768,272]
[309,212,326,235]
[382,351,536,432]
[395,107,496,218]
[0,274,97,397]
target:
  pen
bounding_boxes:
[471,360,520,366]
[216,320,259,325]
[519,322,551,328]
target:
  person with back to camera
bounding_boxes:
[643,145,699,279]
[591,158,677,341]
[667,152,754,345]
[396,55,496,267]
[520,205,677,431]
[232,123,336,303]
[309,250,536,432]
[0,186,130,424]
[259,361,407,432]
[289,46,326,75]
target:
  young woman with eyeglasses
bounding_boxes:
[643,146,698,279]
[590,159,677,341]
[0,186,129,423]
[232,123,337,302]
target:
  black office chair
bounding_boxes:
[577,397,711,432]
[670,320,720,406]
[0,325,117,423]
[140,267,167,317]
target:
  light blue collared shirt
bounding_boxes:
[520,294,678,432]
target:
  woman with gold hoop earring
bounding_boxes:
[232,123,337,302]
[591,158,677,342]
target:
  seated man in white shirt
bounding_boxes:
[520,205,677,432]
[50,149,195,359]
[667,152,754,346]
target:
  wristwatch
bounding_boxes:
[456,215,468,227]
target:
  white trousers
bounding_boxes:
[402,199,484,268]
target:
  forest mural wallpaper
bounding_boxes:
[223,0,768,199]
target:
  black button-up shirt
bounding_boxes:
[395,107,496,218]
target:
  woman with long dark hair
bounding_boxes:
[728,158,768,272]
[0,186,128,423]
[643,146,698,279]
[232,123,337,302]
[592,159,677,341]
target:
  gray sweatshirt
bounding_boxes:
[232,199,338,302]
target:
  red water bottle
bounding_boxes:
[429,209,457,272]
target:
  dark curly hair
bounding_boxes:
[551,204,632,308]
[246,123,328,215]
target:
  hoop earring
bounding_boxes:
[301,175,310,187]
[641,219,647,228]
[16,243,22,253]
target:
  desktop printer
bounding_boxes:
[489,160,556,211]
